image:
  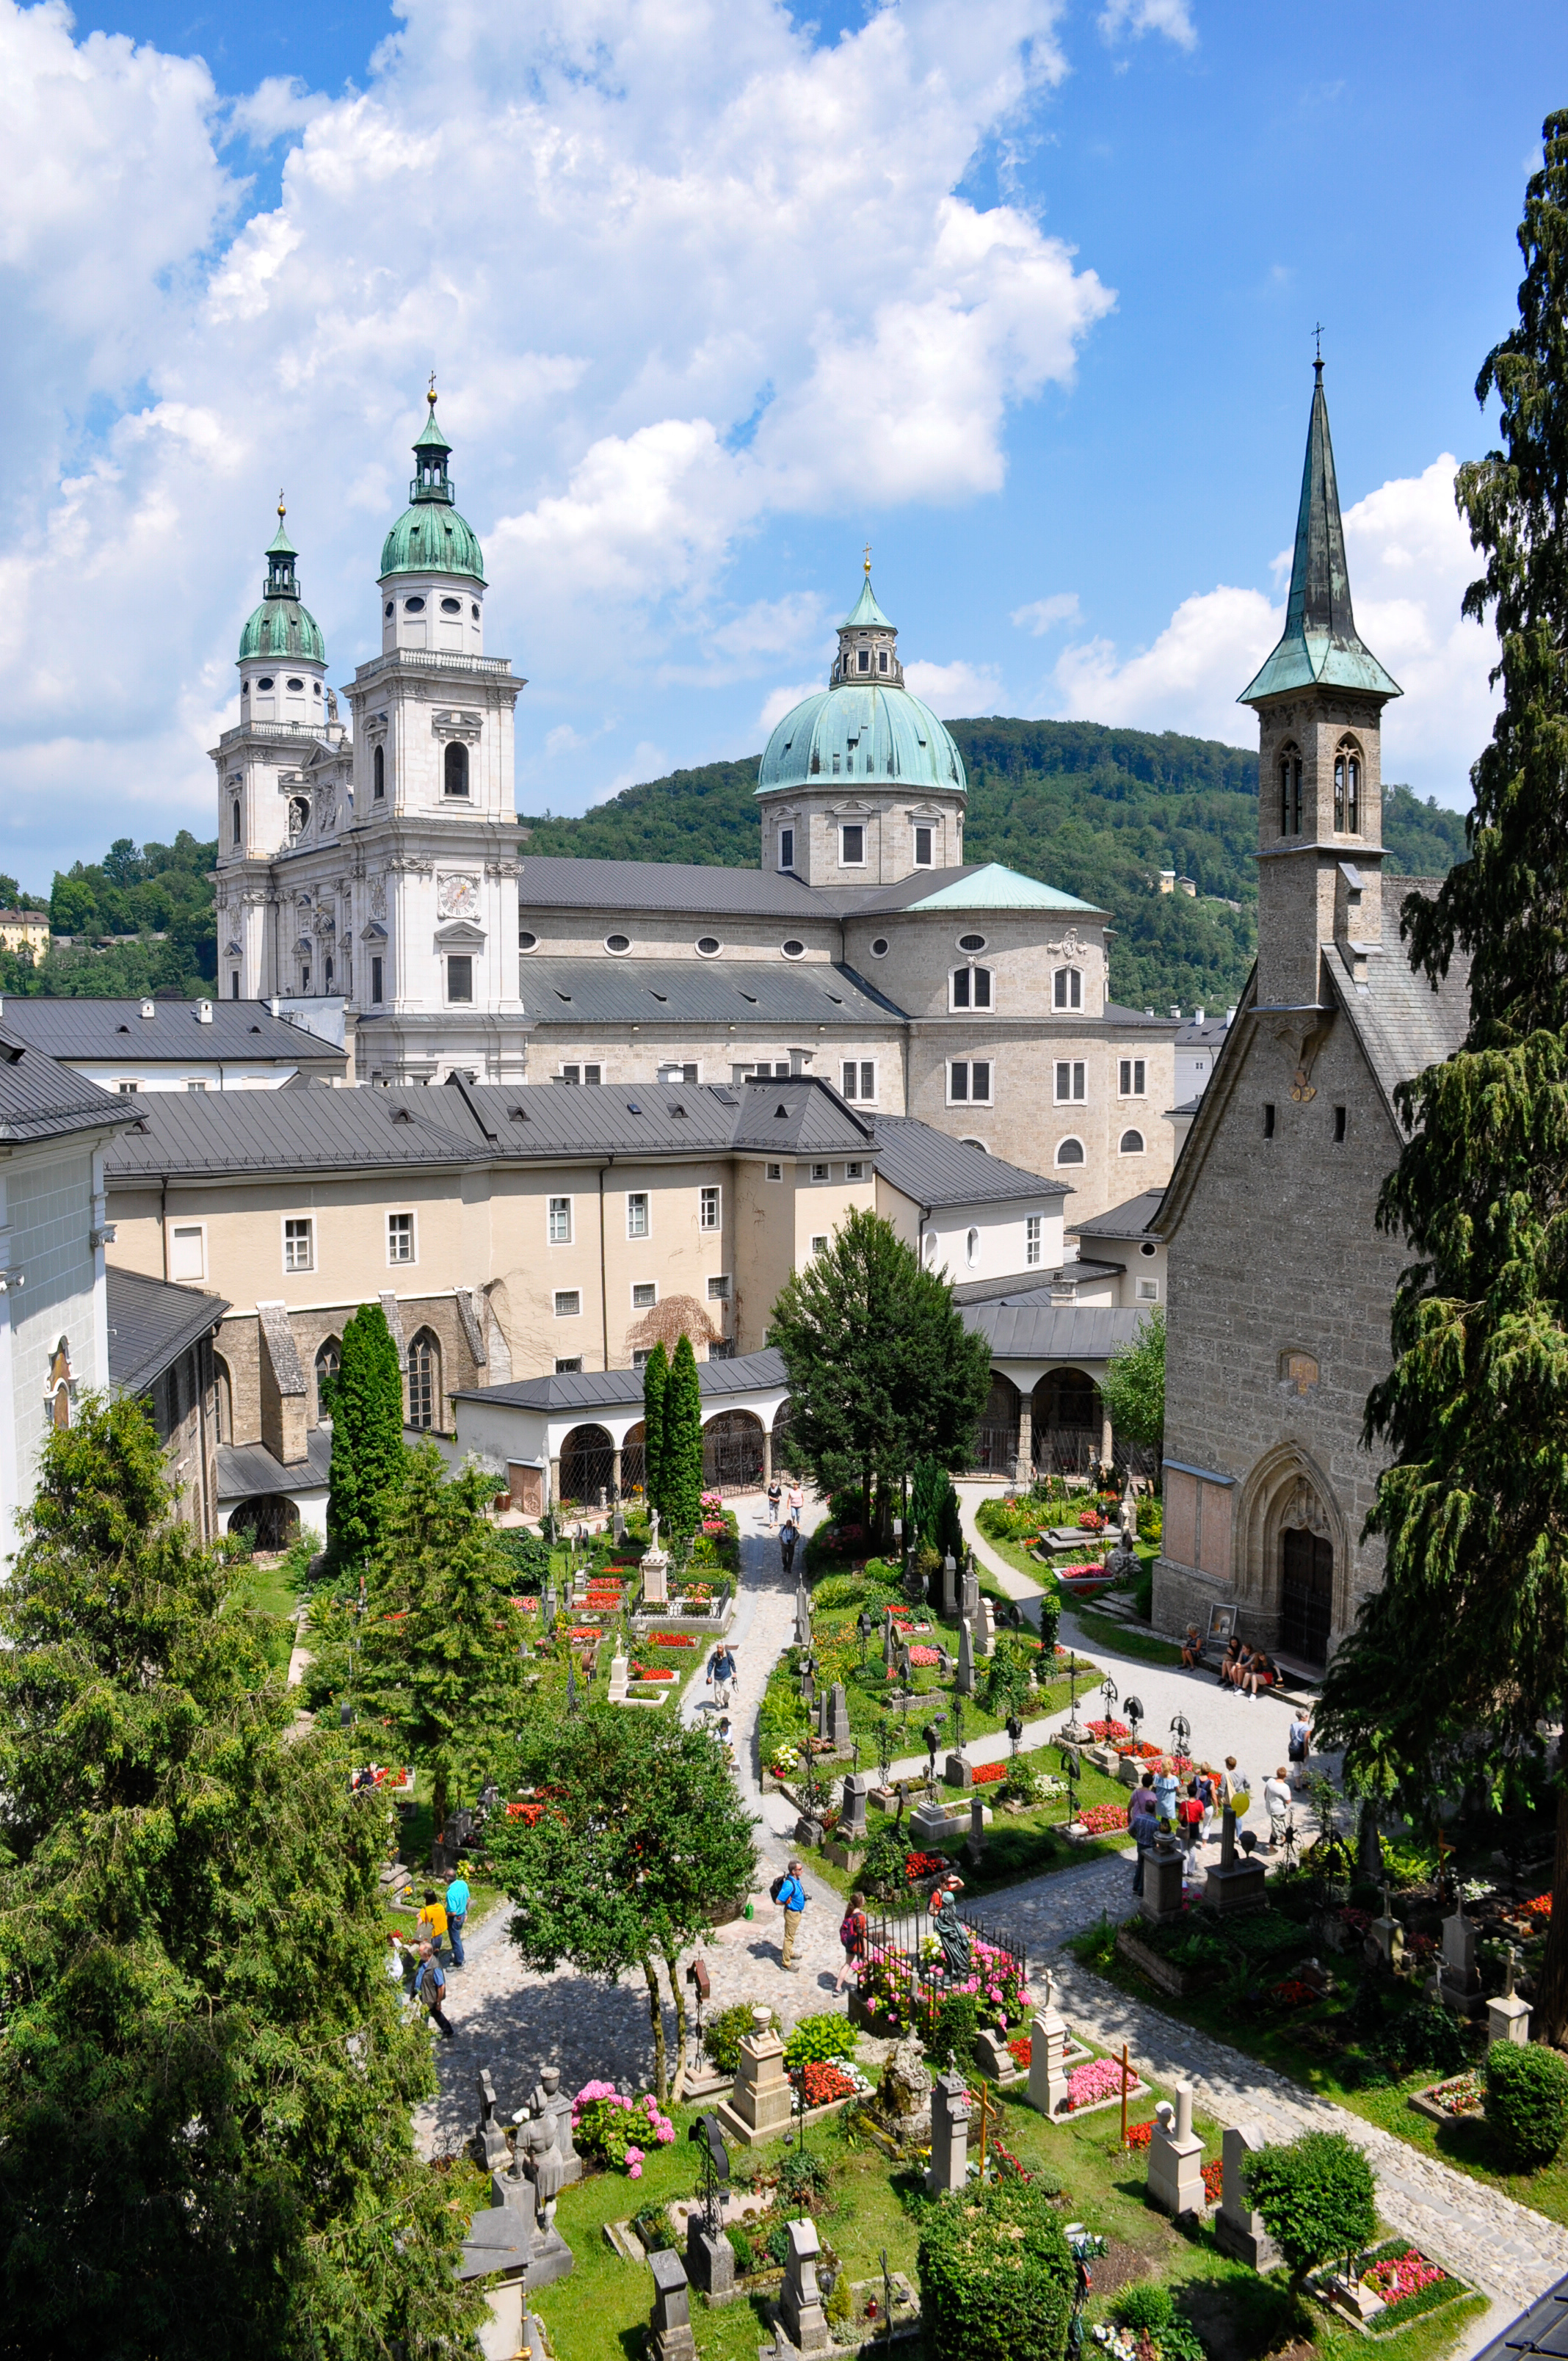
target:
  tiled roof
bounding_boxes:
[963,1301,1147,1360]
[518,855,835,920]
[454,1344,788,1413]
[520,957,907,1029]
[1336,878,1471,1118]
[0,1026,145,1146]
[871,1114,1067,1209]
[106,1265,231,1394]
[1071,1189,1165,1241]
[217,1425,334,1501]
[0,997,346,1070]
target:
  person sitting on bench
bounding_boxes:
[1180,1625,1202,1668]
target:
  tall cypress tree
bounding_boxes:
[326,1301,406,1571]
[641,1338,669,1523]
[1318,115,1568,2035]
[661,1331,705,1540]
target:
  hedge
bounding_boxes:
[916,2180,1075,2361]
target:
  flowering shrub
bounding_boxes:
[1076,1509,1107,1531]
[1084,1719,1130,1741]
[1201,2158,1224,2204]
[769,1746,801,1780]
[1271,1979,1318,2007]
[1067,2056,1131,2110]
[683,1582,714,1604]
[856,1934,1030,2037]
[571,2083,675,2177]
[511,1596,540,1612]
[909,1645,942,1667]
[1079,1804,1129,1835]
[904,1852,949,1881]
[970,1763,1007,1786]
[1365,2252,1446,2301]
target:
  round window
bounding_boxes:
[257,676,274,691]
[518,931,538,951]
[1139,1239,1158,1258]
[385,601,393,617]
[404,595,426,613]
[606,934,631,954]
[958,932,987,953]
[286,677,304,692]
[440,596,461,613]
[781,939,805,960]
[696,936,721,956]
[870,936,890,958]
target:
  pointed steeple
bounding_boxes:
[1240,363,1401,706]
[832,553,902,687]
[264,493,299,600]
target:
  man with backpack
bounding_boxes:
[772,1858,807,1970]
[413,1940,455,2038]
[707,1640,736,1711]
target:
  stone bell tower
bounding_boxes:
[1240,361,1401,1020]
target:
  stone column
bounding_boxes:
[1017,1400,1033,1475]
[611,1446,623,1497]
[1101,1407,1114,1469]
[1147,2083,1205,2219]
[780,2219,831,2354]
[548,1455,561,1510]
[1026,1985,1070,2119]
[926,2070,971,2194]
[763,1429,773,1487]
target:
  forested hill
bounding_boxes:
[521,717,1470,1013]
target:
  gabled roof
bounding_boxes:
[107,1265,231,1396]
[518,855,835,920]
[963,1301,1147,1360]
[871,1114,1068,1209]
[841,862,1101,918]
[453,1345,788,1414]
[0,998,346,1073]
[520,957,907,1030]
[728,1079,875,1154]
[1070,1189,1164,1242]
[0,1026,144,1146]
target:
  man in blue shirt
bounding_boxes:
[445,1872,471,1969]
[777,1859,807,1971]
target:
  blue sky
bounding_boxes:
[2,0,1564,884]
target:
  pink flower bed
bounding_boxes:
[1366,2252,1446,2302]
[1079,1803,1129,1834]
[908,1645,942,1667]
[1067,2056,1131,2110]
[1084,1719,1130,1741]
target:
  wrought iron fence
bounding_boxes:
[965,1421,1021,1476]
[858,1900,1028,2039]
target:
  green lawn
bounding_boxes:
[973,1528,1185,1669]
[524,2037,1484,2361]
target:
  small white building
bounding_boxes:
[1067,1189,1166,1311]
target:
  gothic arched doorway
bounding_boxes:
[1280,1527,1333,1665]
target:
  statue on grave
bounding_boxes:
[930,1882,973,1981]
[649,1508,660,1550]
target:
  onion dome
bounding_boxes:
[757,562,965,794]
[237,499,326,664]
[378,388,486,581]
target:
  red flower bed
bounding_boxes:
[909,1645,942,1667]
[1084,1719,1130,1741]
[1271,1979,1318,2007]
[1126,2119,1153,2150]
[629,1667,675,1682]
[568,1627,600,1643]
[1008,2035,1033,2070]
[904,1851,948,1881]
[1525,1893,1553,1923]
[651,1633,697,1647]
[1201,2158,1224,2203]
[970,1763,1007,1786]
[507,1801,545,1824]
[793,2060,855,2107]
[1079,1803,1129,1835]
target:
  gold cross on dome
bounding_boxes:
[863,540,871,576]
[428,369,438,405]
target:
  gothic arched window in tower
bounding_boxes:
[1334,739,1361,834]
[1279,743,1302,836]
[444,741,470,799]
[373,743,385,800]
[407,1329,440,1430]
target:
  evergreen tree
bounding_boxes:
[910,1455,964,1560]
[357,1443,531,1840]
[0,1396,476,2360]
[768,1209,992,1548]
[1100,1308,1165,1454]
[327,1300,406,1570]
[641,1338,669,1520]
[1318,115,1568,2037]
[661,1330,705,1539]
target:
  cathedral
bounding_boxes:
[212,391,1181,1221]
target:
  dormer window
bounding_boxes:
[1279,742,1303,835]
[1334,739,1362,833]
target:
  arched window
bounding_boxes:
[1279,742,1302,835]
[443,741,469,799]
[1055,1136,1086,1166]
[965,1226,981,1267]
[373,743,385,799]
[231,799,242,846]
[213,1354,232,1444]
[1334,739,1362,833]
[315,1337,341,1421]
[407,1330,440,1430]
[48,1338,71,1431]
[951,965,992,1011]
[1053,968,1083,1012]
[1119,1128,1146,1155]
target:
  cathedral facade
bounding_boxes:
[211,393,1180,1222]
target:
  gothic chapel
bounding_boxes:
[1151,363,1471,1668]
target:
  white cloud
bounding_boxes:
[1047,455,1496,802]
[758,682,823,736]
[904,658,1003,715]
[228,75,333,145]
[591,741,672,803]
[1012,591,1081,634]
[706,595,827,664]
[1098,0,1198,51]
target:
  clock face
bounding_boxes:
[438,873,479,920]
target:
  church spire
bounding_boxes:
[264,493,300,600]
[1240,362,1400,706]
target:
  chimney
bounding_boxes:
[1169,1007,1180,1021]
[139,998,156,1020]
[197,999,213,1025]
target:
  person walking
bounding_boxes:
[1263,1764,1293,1850]
[1130,1793,1161,1897]
[787,1482,805,1528]
[708,1639,736,1710]
[416,1887,448,1957]
[413,1941,455,2038]
[1288,1708,1313,1787]
[780,1517,798,1575]
[444,1871,470,1969]
[775,1858,807,1970]
[1153,1758,1180,1830]
[766,1476,782,1528]
[835,1890,869,1994]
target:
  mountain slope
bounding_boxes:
[522,719,1468,1011]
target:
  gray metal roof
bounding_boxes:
[951,1260,1123,1305]
[962,1301,1147,1360]
[521,957,907,1030]
[1071,1189,1164,1241]
[453,1344,787,1413]
[217,1424,334,1501]
[1471,2269,1568,2361]
[518,855,835,920]
[1103,1002,1183,1034]
[0,1026,145,1146]
[1175,1015,1233,1047]
[104,1089,482,1179]
[1336,879,1471,1120]
[107,1264,231,1394]
[871,1114,1067,1209]
[0,997,346,1070]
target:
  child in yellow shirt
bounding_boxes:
[416,1889,448,1954]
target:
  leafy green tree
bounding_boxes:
[1244,2133,1376,2289]
[642,1338,668,1518]
[491,1709,755,2103]
[327,1299,406,1571]
[357,1443,531,1839]
[1317,115,1568,2039]
[768,1209,992,1548]
[0,1394,478,2360]
[661,1330,704,1539]
[1100,1307,1165,1453]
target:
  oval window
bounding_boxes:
[958,932,987,953]
[385,601,393,617]
[605,934,631,954]
[440,596,462,613]
[1140,1239,1158,1258]
[781,939,805,960]
[471,602,480,619]
[286,677,304,692]
[313,681,322,694]
[518,930,538,951]
[870,936,890,958]
[696,936,721,957]
[404,595,426,613]
[257,676,274,691]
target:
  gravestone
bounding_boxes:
[839,1771,870,1839]
[911,1796,956,1849]
[1434,1910,1484,2017]
[825,1681,850,1751]
[607,1652,630,1704]
[780,2219,832,2356]
[1026,1978,1072,2119]
[715,2008,794,2147]
[1141,1838,1185,1923]
[685,2205,736,2296]
[647,2250,697,2361]
[972,1594,994,1659]
[962,1794,989,1866]
[1366,1890,1403,1972]
[794,1582,813,1649]
[1489,1946,1532,2046]
[959,1562,979,1626]
[1146,2084,1205,2220]
[874,2037,933,2144]
[1202,1807,1267,1915]
[944,1748,973,1791]
[641,1542,669,1609]
[956,1621,976,1697]
[940,1553,959,1618]
[1213,2122,1281,2270]
[926,2068,971,2194]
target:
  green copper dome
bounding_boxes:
[757,684,965,794]
[378,389,486,583]
[238,504,326,664]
